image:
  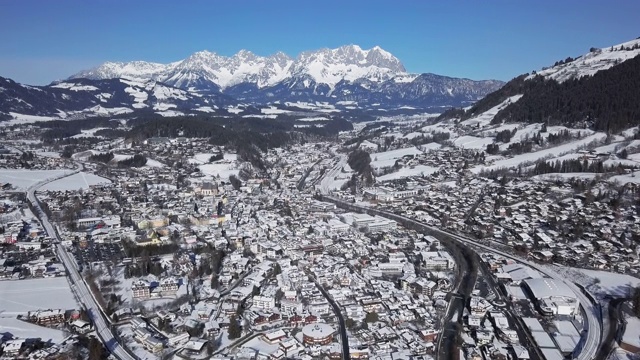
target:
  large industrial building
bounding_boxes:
[522,278,580,316]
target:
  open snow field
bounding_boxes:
[0,317,67,343]
[40,172,111,191]
[0,169,69,190]
[377,165,438,182]
[370,147,425,169]
[189,153,240,180]
[0,277,78,316]
[459,95,523,128]
[579,269,640,297]
[472,133,607,173]
[532,173,599,181]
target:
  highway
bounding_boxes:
[26,170,138,360]
[319,195,602,360]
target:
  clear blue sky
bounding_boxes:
[1,0,639,85]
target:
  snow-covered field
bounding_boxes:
[189,153,240,180]
[36,151,61,158]
[453,135,494,150]
[459,95,523,128]
[531,173,599,181]
[473,133,607,173]
[527,38,640,83]
[552,265,640,298]
[40,172,111,191]
[377,165,438,182]
[370,147,425,169]
[579,269,640,297]
[0,169,69,190]
[0,317,68,343]
[0,277,78,315]
[609,172,640,185]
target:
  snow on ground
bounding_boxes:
[621,127,638,139]
[83,105,134,116]
[199,163,240,180]
[553,265,640,299]
[527,38,640,83]
[124,86,148,108]
[0,169,69,191]
[473,133,607,173]
[608,347,635,360]
[188,153,236,165]
[2,113,56,126]
[226,106,244,114]
[0,277,78,316]
[609,172,640,185]
[403,132,424,140]
[244,114,278,119]
[40,172,111,191]
[453,135,495,150]
[459,95,523,128]
[377,165,438,182]
[578,269,640,297]
[603,159,640,168]
[421,123,454,135]
[153,85,188,101]
[370,147,425,169]
[195,106,217,113]
[260,107,291,115]
[145,159,164,168]
[36,151,60,158]
[0,317,67,343]
[241,336,281,356]
[153,103,177,111]
[118,325,157,360]
[531,173,599,181]
[297,116,331,122]
[284,101,336,111]
[359,140,378,150]
[156,110,185,117]
[51,82,99,91]
[70,127,110,139]
[190,154,240,180]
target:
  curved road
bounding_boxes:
[27,168,138,360]
[320,196,602,360]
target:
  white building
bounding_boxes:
[422,251,455,270]
[252,295,276,310]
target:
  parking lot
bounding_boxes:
[75,240,125,265]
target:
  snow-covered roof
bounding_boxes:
[523,278,576,300]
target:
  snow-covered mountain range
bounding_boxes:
[71,45,406,90]
[67,45,503,109]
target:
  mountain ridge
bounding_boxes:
[438,37,640,132]
[69,45,407,90]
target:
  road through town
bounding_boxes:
[27,169,138,360]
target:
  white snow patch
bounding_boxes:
[0,277,78,315]
[0,169,70,190]
[41,172,111,191]
[527,39,640,83]
[377,165,438,181]
[474,133,607,173]
[460,95,523,128]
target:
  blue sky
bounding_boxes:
[1,0,638,85]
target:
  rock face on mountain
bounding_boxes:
[68,45,503,109]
